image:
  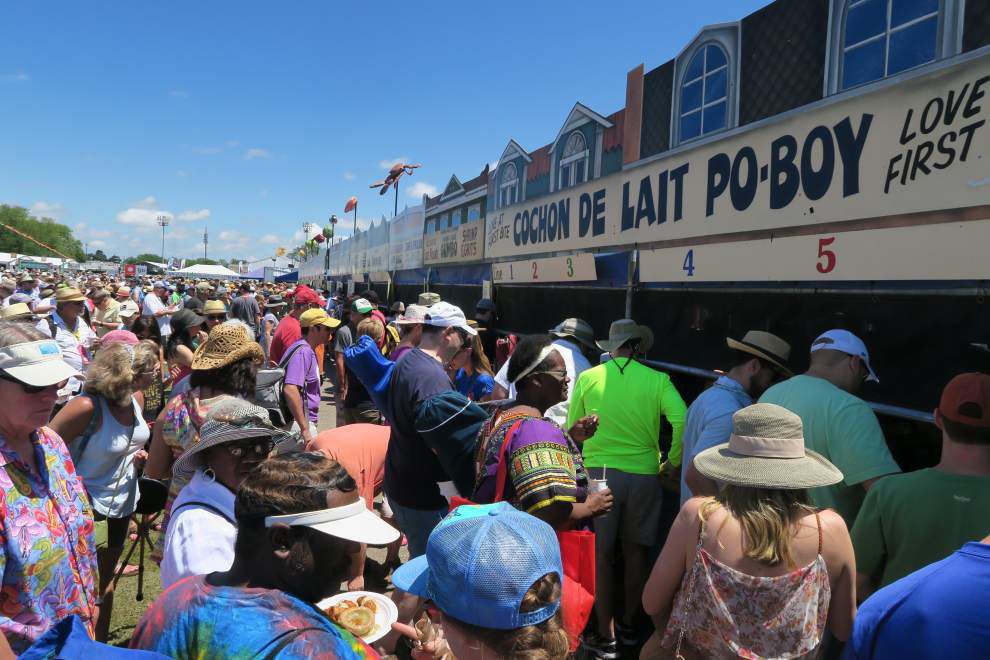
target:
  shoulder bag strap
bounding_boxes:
[279,343,309,421]
[675,502,711,660]
[493,419,525,503]
[170,500,236,525]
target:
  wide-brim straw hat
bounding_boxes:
[1,303,34,320]
[550,318,596,350]
[727,330,792,376]
[203,300,227,315]
[172,397,291,479]
[191,322,264,371]
[597,319,654,354]
[694,403,843,490]
[55,287,87,303]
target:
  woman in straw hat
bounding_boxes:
[144,321,264,562]
[641,403,856,659]
[160,397,284,589]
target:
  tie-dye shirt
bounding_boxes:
[0,426,99,654]
[131,576,377,659]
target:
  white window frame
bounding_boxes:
[557,130,589,190]
[825,0,964,95]
[670,23,740,147]
[500,162,519,209]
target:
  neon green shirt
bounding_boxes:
[760,375,901,526]
[852,468,990,589]
[568,358,687,475]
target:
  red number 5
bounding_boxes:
[816,237,836,274]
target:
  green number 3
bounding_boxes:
[566,257,574,277]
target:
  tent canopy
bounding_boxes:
[170,264,242,279]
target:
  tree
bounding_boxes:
[92,249,108,262]
[0,204,85,260]
[124,253,165,265]
[109,255,122,263]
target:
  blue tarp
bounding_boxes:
[275,270,298,282]
[394,268,430,285]
[243,268,265,280]
[430,263,490,285]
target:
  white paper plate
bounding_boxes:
[317,590,398,644]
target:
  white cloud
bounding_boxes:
[193,146,222,156]
[378,157,410,170]
[116,207,171,230]
[218,230,241,241]
[260,234,281,245]
[169,90,189,98]
[407,181,438,199]
[89,229,113,239]
[31,201,65,218]
[176,208,210,222]
[88,240,108,249]
[135,196,158,209]
[243,148,272,160]
[0,72,29,83]
[343,172,355,181]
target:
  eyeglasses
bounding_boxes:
[0,372,65,394]
[207,315,226,322]
[221,438,274,458]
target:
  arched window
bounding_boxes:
[679,43,729,143]
[840,0,940,90]
[499,162,519,208]
[558,130,589,190]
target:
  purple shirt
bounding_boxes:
[282,339,320,423]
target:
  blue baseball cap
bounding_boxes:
[391,502,562,630]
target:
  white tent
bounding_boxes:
[170,264,242,279]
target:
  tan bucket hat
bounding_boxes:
[203,300,227,315]
[191,323,264,371]
[55,287,87,304]
[597,319,654,354]
[418,292,441,307]
[549,318,596,350]
[726,330,792,376]
[693,403,843,490]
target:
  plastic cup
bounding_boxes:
[588,478,609,494]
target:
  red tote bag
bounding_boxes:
[449,419,596,651]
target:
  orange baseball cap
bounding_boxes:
[937,373,990,428]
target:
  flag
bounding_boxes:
[344,196,357,213]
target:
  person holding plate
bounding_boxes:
[132,451,399,658]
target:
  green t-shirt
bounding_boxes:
[567,358,687,475]
[851,468,990,588]
[759,375,900,526]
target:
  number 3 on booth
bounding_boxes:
[816,237,836,274]
[682,249,695,277]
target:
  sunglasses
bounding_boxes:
[207,314,226,322]
[0,372,65,394]
[535,368,569,382]
[221,438,274,459]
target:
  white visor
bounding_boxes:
[264,497,400,546]
[0,340,82,387]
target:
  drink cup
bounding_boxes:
[588,478,608,494]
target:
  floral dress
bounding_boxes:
[0,427,98,654]
[660,504,830,659]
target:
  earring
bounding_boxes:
[203,467,216,483]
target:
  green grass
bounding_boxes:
[102,528,164,647]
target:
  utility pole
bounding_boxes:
[203,227,209,261]
[156,215,170,267]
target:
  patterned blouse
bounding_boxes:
[472,409,589,516]
[0,427,98,653]
[662,505,830,659]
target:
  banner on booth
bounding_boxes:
[424,218,486,265]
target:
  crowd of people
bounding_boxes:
[0,267,987,658]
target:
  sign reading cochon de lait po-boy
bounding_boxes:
[485,55,989,259]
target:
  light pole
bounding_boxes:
[203,227,208,261]
[157,215,170,268]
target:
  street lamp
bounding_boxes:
[157,215,170,268]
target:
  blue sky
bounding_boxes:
[0,1,768,263]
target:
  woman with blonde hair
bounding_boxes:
[49,339,160,641]
[641,403,856,659]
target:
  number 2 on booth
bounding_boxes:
[682,249,695,277]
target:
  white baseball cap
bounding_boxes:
[264,497,400,545]
[0,340,82,387]
[423,301,477,336]
[810,329,878,383]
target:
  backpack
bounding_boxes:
[254,343,307,427]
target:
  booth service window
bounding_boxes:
[558,131,589,190]
[499,162,519,208]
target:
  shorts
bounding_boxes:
[587,467,663,551]
[339,405,383,426]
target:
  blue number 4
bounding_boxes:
[682,249,695,277]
